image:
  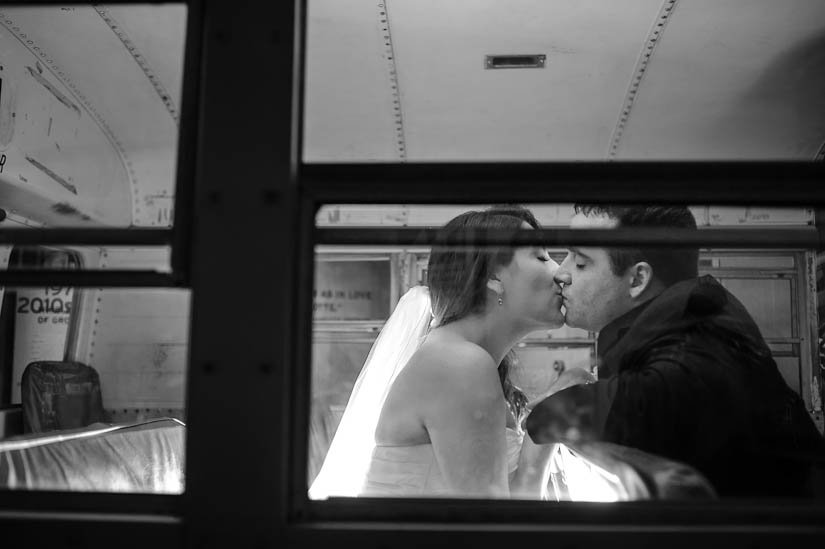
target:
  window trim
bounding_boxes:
[292,196,825,528]
[301,162,825,206]
[290,6,825,534]
[0,0,202,526]
[314,226,821,249]
[0,490,181,516]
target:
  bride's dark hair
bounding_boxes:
[427,205,538,422]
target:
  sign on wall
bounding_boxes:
[705,207,813,226]
[11,286,74,403]
[313,259,392,320]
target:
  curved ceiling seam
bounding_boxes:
[92,5,179,125]
[0,11,137,223]
[607,0,680,160]
[379,1,406,162]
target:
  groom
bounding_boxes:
[525,205,825,498]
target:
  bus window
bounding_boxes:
[0,4,189,496]
[0,285,189,494]
[0,246,189,494]
[307,203,825,501]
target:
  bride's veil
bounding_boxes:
[309,285,433,499]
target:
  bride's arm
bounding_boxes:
[422,347,510,498]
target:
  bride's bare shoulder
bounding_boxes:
[400,337,503,426]
[405,335,498,386]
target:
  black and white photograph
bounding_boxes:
[0,1,824,547]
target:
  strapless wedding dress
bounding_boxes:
[360,427,524,497]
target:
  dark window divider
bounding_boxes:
[297,496,825,526]
[169,0,204,285]
[300,162,825,205]
[1,0,163,4]
[0,229,173,247]
[0,490,181,516]
[288,189,323,516]
[0,270,179,288]
[314,227,821,249]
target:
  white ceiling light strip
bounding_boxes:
[607,0,680,159]
[379,1,406,161]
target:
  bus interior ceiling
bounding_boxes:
[305,0,825,162]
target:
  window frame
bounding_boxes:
[286,0,825,539]
[0,0,203,531]
[290,192,825,529]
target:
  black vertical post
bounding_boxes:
[184,0,300,546]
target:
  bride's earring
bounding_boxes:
[498,295,504,306]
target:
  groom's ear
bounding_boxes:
[628,262,653,299]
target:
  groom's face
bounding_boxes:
[555,213,634,332]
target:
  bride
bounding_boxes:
[310,206,564,499]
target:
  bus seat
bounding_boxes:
[21,361,106,434]
[0,405,23,439]
[0,418,185,493]
[548,441,717,501]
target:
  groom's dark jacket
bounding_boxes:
[526,275,825,498]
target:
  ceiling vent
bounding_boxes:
[485,54,546,69]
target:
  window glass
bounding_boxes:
[0,271,189,493]
[0,4,187,227]
[308,204,825,501]
[304,0,825,162]
[310,336,375,485]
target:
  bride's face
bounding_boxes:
[497,244,565,330]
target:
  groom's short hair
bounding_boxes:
[574,205,699,287]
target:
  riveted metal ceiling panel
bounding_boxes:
[387,0,661,160]
[304,0,403,162]
[614,0,825,159]
[305,0,663,161]
[0,5,185,227]
[304,0,825,162]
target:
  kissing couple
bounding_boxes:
[310,204,825,500]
